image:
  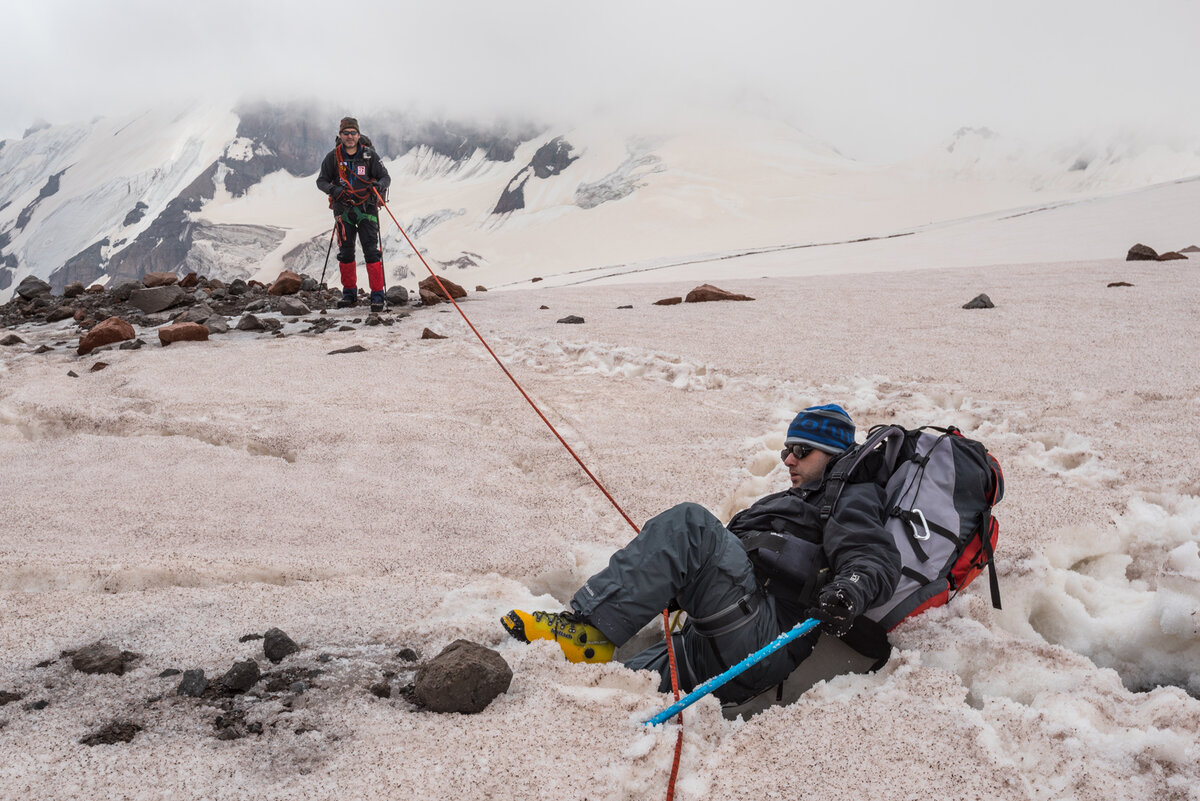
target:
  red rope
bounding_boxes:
[374,188,685,798]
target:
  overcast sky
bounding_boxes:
[5,0,1199,160]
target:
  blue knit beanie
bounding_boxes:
[785,404,856,454]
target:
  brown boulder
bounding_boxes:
[1180,245,1199,253]
[654,297,683,306]
[179,272,199,288]
[418,275,467,300]
[268,270,303,296]
[142,271,179,288]
[158,322,210,346]
[1157,251,1187,261]
[421,328,447,340]
[86,284,106,294]
[475,285,488,292]
[419,288,443,306]
[684,284,754,303]
[78,317,135,355]
[63,282,85,298]
[414,640,512,714]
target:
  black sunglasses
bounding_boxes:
[780,443,816,462]
[340,130,359,135]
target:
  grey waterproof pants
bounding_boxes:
[570,503,816,702]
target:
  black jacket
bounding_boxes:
[316,142,391,213]
[728,474,900,620]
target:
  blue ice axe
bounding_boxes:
[643,618,820,726]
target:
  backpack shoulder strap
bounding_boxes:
[818,424,908,522]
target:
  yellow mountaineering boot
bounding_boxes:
[502,610,615,664]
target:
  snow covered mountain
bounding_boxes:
[2,102,1199,302]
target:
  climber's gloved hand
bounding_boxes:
[807,583,859,638]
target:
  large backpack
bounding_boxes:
[820,424,1004,657]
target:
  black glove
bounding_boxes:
[807,583,860,638]
[331,186,348,202]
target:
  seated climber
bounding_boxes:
[503,404,901,702]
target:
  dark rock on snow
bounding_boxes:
[328,344,369,355]
[80,720,142,746]
[414,639,512,714]
[1,333,24,346]
[71,641,140,676]
[557,315,585,324]
[128,285,186,314]
[176,669,208,697]
[654,297,682,306]
[1126,243,1158,261]
[158,322,210,346]
[218,660,261,693]
[385,285,409,305]
[263,627,301,663]
[421,328,447,340]
[418,274,467,301]
[77,317,135,355]
[268,270,303,296]
[1157,251,1187,261]
[962,293,995,309]
[16,275,52,299]
[1108,281,1134,288]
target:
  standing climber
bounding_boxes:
[316,116,391,312]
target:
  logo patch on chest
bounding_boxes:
[356,165,367,176]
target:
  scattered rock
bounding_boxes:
[369,681,392,699]
[684,284,754,303]
[1180,245,1199,253]
[158,322,209,346]
[1,334,24,346]
[75,316,134,354]
[67,370,79,378]
[539,305,549,310]
[418,288,442,305]
[142,271,179,288]
[34,344,53,353]
[557,315,585,324]
[71,641,139,676]
[63,282,85,298]
[263,628,301,664]
[418,275,467,301]
[414,640,512,714]
[90,361,109,373]
[46,306,76,322]
[176,669,208,697]
[1126,243,1158,261]
[158,668,181,678]
[80,720,142,746]
[179,303,215,324]
[218,660,261,694]
[962,293,995,309]
[654,297,682,306]
[268,270,303,296]
[1108,281,1134,288]
[118,339,146,350]
[85,284,105,294]
[25,700,49,711]
[365,314,382,326]
[475,285,488,292]
[236,314,266,331]
[204,316,230,335]
[128,285,186,314]
[328,344,368,355]
[277,296,310,316]
[338,325,355,332]
[0,691,23,706]
[421,328,447,340]
[617,305,633,309]
[228,278,249,296]
[238,633,264,642]
[397,648,418,662]
[1157,251,1187,261]
[531,277,543,283]
[16,275,52,299]
[110,280,143,302]
[179,272,199,288]
[386,285,409,306]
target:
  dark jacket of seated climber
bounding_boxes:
[503,404,902,704]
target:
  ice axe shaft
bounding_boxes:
[319,226,335,287]
[643,618,820,727]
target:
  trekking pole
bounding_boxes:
[319,226,335,287]
[643,618,820,727]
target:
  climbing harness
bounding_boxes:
[372,186,686,799]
